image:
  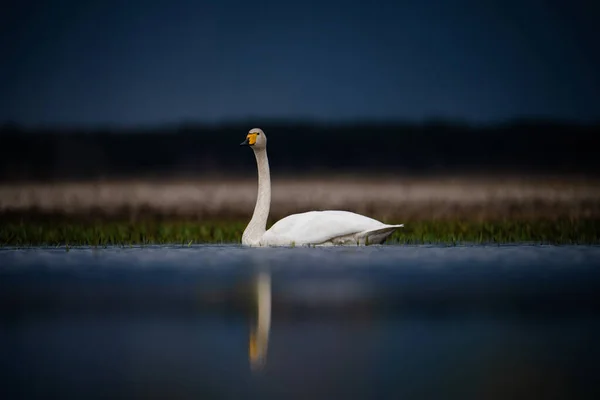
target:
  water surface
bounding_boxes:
[1,245,599,399]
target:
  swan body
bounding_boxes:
[240,128,403,247]
[262,210,403,246]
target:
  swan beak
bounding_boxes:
[241,133,257,146]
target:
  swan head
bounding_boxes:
[240,128,267,150]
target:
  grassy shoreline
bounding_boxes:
[2,216,599,246]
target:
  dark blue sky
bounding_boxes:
[1,0,599,126]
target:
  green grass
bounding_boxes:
[1,217,599,246]
[387,219,600,245]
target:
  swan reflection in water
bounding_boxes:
[249,271,271,370]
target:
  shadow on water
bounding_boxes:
[1,245,600,399]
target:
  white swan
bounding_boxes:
[240,128,404,247]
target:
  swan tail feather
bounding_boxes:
[358,224,404,244]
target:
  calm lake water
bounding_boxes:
[1,245,600,399]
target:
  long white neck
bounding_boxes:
[242,148,271,246]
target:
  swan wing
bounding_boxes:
[262,210,398,246]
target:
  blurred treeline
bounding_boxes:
[1,119,599,182]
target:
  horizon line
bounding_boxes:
[2,115,599,131]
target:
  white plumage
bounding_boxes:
[240,128,403,247]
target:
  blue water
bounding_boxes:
[1,245,600,399]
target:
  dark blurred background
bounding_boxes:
[1,0,599,180]
[1,120,600,181]
[1,0,599,222]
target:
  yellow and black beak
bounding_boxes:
[240,133,257,146]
